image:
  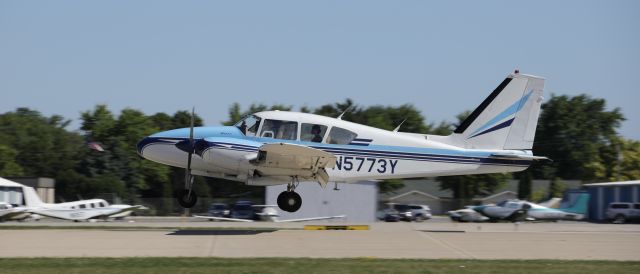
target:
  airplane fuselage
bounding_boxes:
[138,113,533,186]
[137,72,546,211]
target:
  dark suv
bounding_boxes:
[207,203,229,218]
[230,201,256,220]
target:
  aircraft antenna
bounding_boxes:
[392,119,407,132]
[337,105,354,120]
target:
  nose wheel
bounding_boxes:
[177,189,198,208]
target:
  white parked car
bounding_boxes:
[606,202,640,223]
[407,204,432,221]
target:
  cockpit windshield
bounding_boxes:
[235,115,262,136]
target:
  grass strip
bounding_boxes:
[0,258,638,274]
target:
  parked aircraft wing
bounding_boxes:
[26,209,88,221]
[274,215,346,223]
[0,208,29,221]
[102,205,145,217]
[29,205,144,221]
[252,143,337,187]
[193,215,254,222]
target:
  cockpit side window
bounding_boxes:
[260,119,298,140]
[235,115,262,136]
[327,127,358,145]
[300,123,327,143]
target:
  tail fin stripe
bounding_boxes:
[468,90,533,137]
[469,118,514,139]
[454,77,513,134]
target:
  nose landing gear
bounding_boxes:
[277,176,303,212]
[177,189,198,208]
[177,174,197,208]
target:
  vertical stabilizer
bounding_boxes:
[558,193,590,215]
[453,72,545,150]
[23,186,45,207]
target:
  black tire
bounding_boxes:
[177,189,198,208]
[287,192,302,212]
[277,191,288,210]
[277,191,302,212]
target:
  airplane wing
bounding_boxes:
[102,205,145,218]
[28,205,144,221]
[0,208,29,221]
[274,215,346,223]
[193,215,254,222]
[26,209,85,220]
[251,143,337,187]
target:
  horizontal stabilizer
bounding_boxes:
[490,153,550,161]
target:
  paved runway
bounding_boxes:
[1,218,639,260]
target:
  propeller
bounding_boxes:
[185,107,195,195]
[174,107,199,208]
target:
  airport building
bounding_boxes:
[266,181,378,222]
[583,180,640,221]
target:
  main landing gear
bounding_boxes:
[277,177,303,212]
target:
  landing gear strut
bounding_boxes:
[177,176,197,208]
[277,177,302,212]
[176,107,198,209]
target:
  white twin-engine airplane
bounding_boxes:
[138,71,548,213]
[21,185,144,222]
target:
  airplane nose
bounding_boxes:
[136,137,153,156]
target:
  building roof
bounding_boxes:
[387,190,440,201]
[583,180,640,187]
[0,177,25,188]
[380,178,583,200]
[474,191,517,201]
[5,177,55,188]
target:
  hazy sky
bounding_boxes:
[1,1,638,139]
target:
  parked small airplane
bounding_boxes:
[470,193,590,221]
[22,186,145,221]
[447,208,490,222]
[138,71,547,212]
[194,205,345,222]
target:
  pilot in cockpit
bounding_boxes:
[311,125,323,143]
[239,121,247,135]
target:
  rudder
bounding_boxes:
[453,71,545,150]
[23,186,45,207]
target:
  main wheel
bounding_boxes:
[177,189,198,208]
[277,191,302,212]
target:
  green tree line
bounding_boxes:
[0,94,637,208]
